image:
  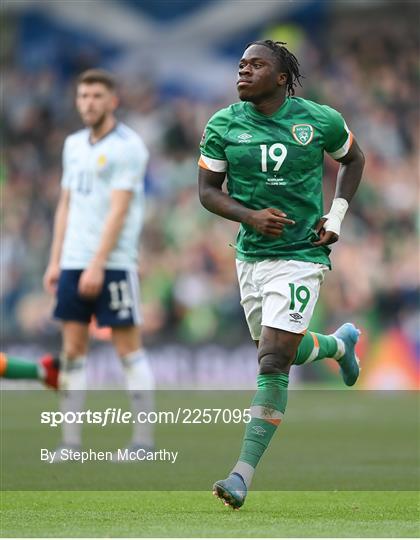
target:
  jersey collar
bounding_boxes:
[88,121,119,146]
[244,97,291,122]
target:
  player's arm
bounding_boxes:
[43,189,70,294]
[313,138,365,247]
[198,167,294,238]
[78,190,133,298]
[313,107,365,247]
[335,138,365,201]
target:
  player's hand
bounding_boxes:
[43,263,61,294]
[312,217,339,246]
[246,208,295,238]
[78,264,105,299]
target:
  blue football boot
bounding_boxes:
[333,323,361,386]
[213,473,247,509]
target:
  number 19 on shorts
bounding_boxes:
[288,283,310,313]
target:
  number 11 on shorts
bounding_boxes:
[288,283,310,313]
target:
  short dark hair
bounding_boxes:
[77,68,117,91]
[246,40,303,96]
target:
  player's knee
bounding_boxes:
[62,343,87,359]
[112,328,141,358]
[257,340,295,374]
[258,352,291,374]
[113,339,140,358]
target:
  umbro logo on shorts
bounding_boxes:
[290,312,303,322]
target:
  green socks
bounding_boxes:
[0,354,40,379]
[231,373,289,487]
[293,332,339,366]
[230,332,341,489]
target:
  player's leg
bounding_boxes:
[111,325,155,454]
[213,260,262,508]
[214,326,301,509]
[51,270,91,458]
[0,352,59,389]
[257,331,339,360]
[55,321,89,453]
[96,269,155,456]
[294,330,339,364]
[213,260,323,508]
[293,325,360,386]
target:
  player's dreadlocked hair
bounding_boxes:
[247,40,303,96]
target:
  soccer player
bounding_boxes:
[42,69,155,460]
[198,40,365,508]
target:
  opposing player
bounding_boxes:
[198,40,365,508]
[42,69,155,459]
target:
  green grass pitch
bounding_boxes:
[1,390,418,536]
[1,490,419,537]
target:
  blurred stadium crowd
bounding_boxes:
[1,4,419,370]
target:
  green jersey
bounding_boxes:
[199,97,353,267]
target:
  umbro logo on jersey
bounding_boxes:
[292,124,314,145]
[290,312,303,321]
[237,133,252,143]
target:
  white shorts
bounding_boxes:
[236,259,328,340]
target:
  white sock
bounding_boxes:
[333,337,346,360]
[121,349,155,448]
[59,355,87,447]
[231,460,255,489]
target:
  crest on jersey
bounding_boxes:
[97,154,107,167]
[292,124,314,145]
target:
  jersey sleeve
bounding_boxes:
[323,106,353,160]
[60,138,73,189]
[111,140,149,191]
[198,110,229,173]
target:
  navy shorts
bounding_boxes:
[54,269,142,327]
